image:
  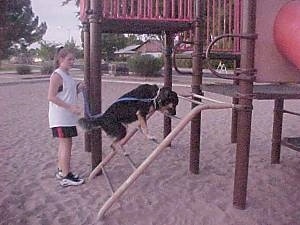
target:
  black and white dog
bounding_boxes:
[78,84,178,148]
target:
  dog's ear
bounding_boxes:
[157,87,179,108]
[169,90,179,106]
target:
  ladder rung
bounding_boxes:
[102,167,115,194]
[123,154,137,170]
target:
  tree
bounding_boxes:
[36,41,60,61]
[0,0,47,60]
[64,38,83,59]
[36,39,83,62]
[61,0,146,61]
[125,34,144,46]
[101,34,127,61]
[62,0,80,7]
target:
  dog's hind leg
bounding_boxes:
[107,122,128,154]
[119,127,138,149]
[88,128,125,181]
[89,123,137,181]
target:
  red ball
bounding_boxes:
[273,1,300,70]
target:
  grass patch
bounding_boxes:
[0,60,41,73]
[0,60,17,71]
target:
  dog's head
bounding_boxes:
[155,87,179,115]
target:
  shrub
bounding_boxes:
[203,59,235,70]
[174,54,192,68]
[40,61,54,74]
[115,63,129,76]
[16,64,31,75]
[175,58,192,68]
[127,54,163,77]
[101,63,109,72]
[108,63,129,76]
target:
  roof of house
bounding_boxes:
[115,40,163,54]
[114,44,141,54]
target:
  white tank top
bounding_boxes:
[48,68,78,128]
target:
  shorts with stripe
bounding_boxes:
[51,126,78,138]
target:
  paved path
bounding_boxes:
[0,67,233,87]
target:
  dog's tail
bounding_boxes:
[78,117,103,131]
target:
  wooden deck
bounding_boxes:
[282,137,300,152]
[100,18,192,34]
[201,83,300,100]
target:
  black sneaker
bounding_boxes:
[55,169,79,180]
[59,172,84,187]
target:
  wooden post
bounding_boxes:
[230,0,242,144]
[233,0,256,210]
[190,0,205,174]
[163,31,173,139]
[163,1,172,139]
[82,0,92,153]
[83,28,92,152]
[231,58,240,143]
[89,0,102,170]
[271,98,284,164]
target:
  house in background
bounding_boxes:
[114,39,163,58]
[114,44,140,58]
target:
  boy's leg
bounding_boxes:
[58,137,72,177]
[57,136,84,187]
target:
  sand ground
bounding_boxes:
[1,74,300,225]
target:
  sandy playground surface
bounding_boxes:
[1,78,300,225]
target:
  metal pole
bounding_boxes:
[233,0,256,210]
[89,0,102,170]
[190,0,204,174]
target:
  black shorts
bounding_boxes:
[51,126,78,138]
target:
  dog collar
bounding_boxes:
[114,97,152,104]
[114,87,161,109]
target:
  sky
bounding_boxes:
[31,0,82,47]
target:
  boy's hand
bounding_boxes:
[77,82,86,93]
[69,104,81,116]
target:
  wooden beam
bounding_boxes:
[89,0,103,170]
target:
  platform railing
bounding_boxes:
[206,0,241,52]
[101,0,241,52]
[102,0,194,21]
[173,0,241,52]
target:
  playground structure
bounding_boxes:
[79,0,300,219]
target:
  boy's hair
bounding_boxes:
[54,47,74,69]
